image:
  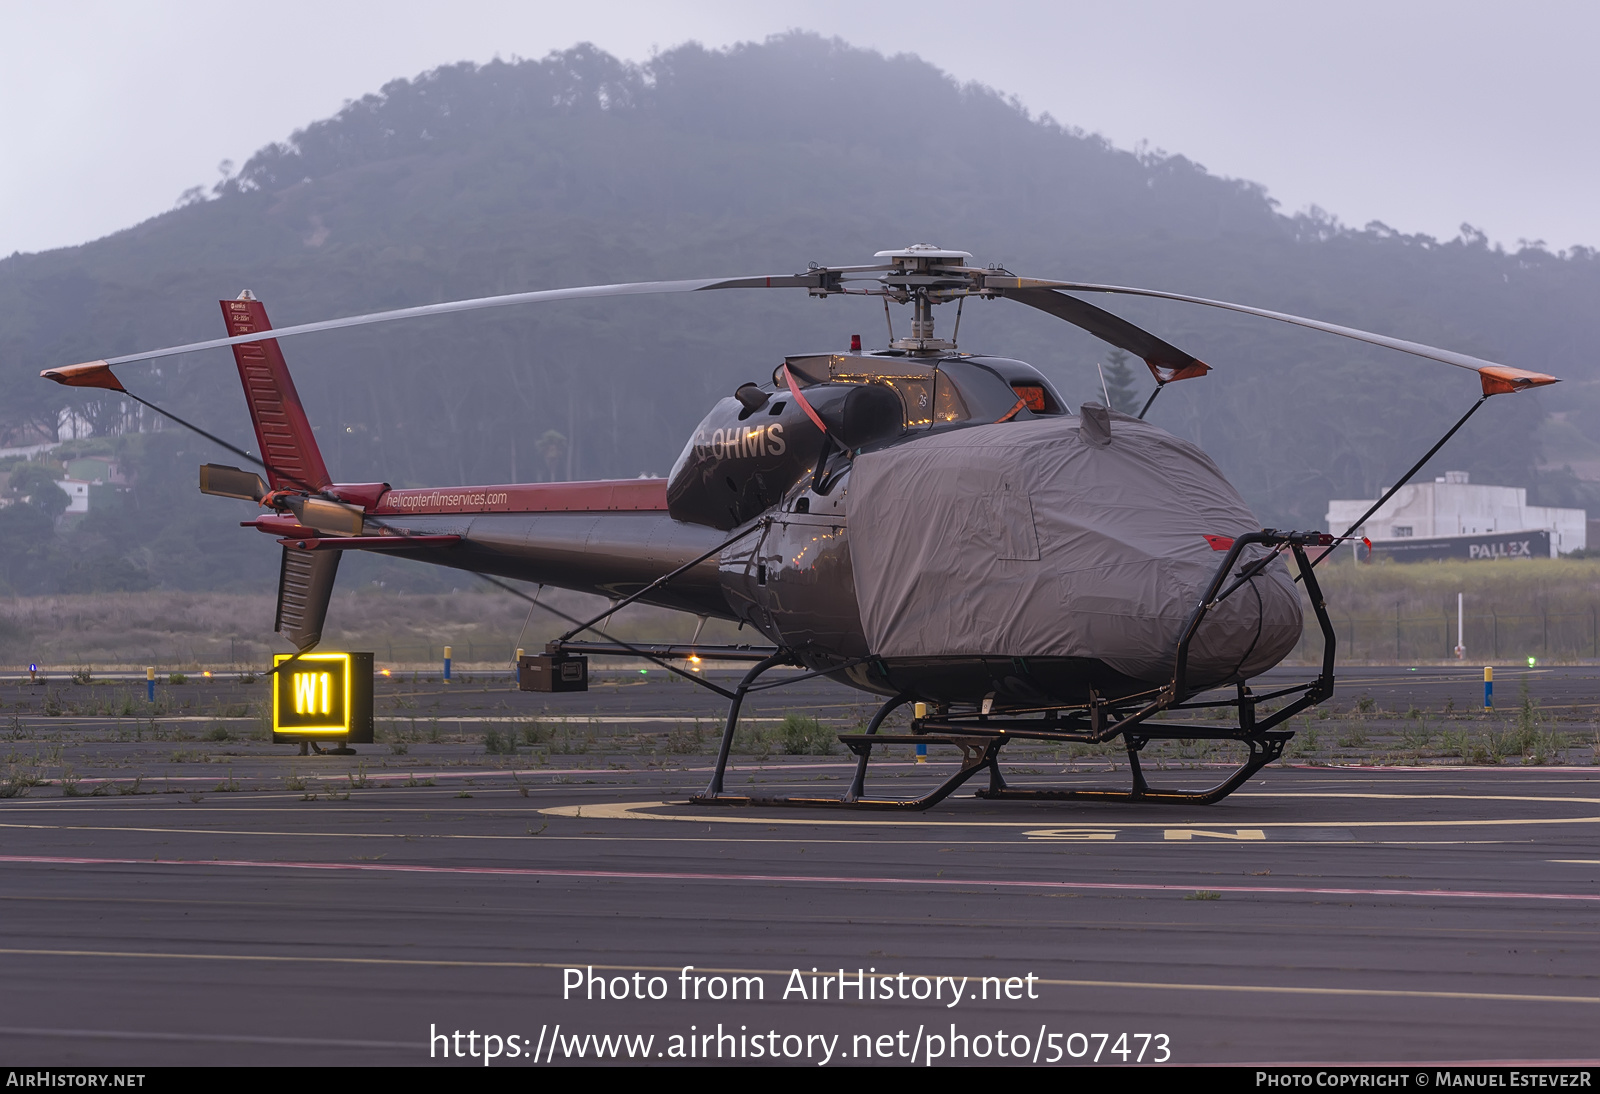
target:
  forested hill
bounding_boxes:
[2,34,1598,593]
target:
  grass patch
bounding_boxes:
[667,724,704,754]
[0,767,45,798]
[780,714,834,755]
[733,723,776,759]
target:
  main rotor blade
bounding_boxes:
[1000,287,1210,383]
[987,275,1558,393]
[43,273,823,378]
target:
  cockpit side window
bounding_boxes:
[936,360,1035,421]
[852,373,970,429]
[1010,383,1052,413]
[932,371,969,424]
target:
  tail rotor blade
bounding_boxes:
[198,463,266,502]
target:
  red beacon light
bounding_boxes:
[850,334,861,352]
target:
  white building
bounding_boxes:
[1325,471,1585,557]
[54,479,91,514]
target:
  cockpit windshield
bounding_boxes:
[777,354,1063,432]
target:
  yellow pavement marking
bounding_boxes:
[0,947,1590,1006]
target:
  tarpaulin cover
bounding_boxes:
[847,409,1303,685]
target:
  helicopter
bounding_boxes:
[41,244,1557,809]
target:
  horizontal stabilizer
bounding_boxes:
[271,534,461,552]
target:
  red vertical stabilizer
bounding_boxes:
[221,296,331,492]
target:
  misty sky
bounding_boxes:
[3,1,1597,259]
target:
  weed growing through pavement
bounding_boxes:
[667,723,704,754]
[734,722,776,760]
[0,766,45,798]
[780,714,835,755]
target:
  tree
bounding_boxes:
[538,430,569,483]
[7,463,69,517]
[1101,351,1142,415]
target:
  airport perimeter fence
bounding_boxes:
[37,638,531,672]
[24,611,1600,671]
[1290,605,1600,664]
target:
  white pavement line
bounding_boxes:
[1,950,1594,1007]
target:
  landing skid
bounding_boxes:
[972,732,1290,806]
[690,530,1336,811]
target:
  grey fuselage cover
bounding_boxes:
[846,410,1302,687]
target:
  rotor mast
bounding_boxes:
[876,245,976,354]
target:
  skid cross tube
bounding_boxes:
[845,693,912,803]
[693,651,797,801]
